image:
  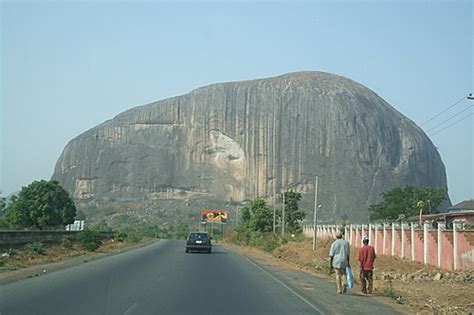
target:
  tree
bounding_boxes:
[283,191,305,233]
[173,223,190,239]
[4,180,76,230]
[238,199,273,233]
[240,207,251,224]
[75,210,87,220]
[369,186,446,221]
[0,197,5,214]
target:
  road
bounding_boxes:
[0,240,403,314]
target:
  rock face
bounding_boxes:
[52,72,449,221]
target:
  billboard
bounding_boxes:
[201,209,227,223]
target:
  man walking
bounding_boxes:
[329,230,350,294]
[358,236,376,294]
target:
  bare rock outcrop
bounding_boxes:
[52,72,449,221]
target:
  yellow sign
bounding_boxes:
[201,210,227,223]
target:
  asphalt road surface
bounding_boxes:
[0,240,403,315]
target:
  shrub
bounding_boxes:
[127,232,143,243]
[5,248,17,256]
[78,229,102,252]
[115,230,128,242]
[320,260,332,275]
[25,242,46,255]
[383,287,397,298]
[59,237,72,249]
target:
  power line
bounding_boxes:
[430,113,473,137]
[426,105,473,133]
[420,95,467,126]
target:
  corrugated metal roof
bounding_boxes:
[448,199,474,210]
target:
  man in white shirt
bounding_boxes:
[329,230,351,294]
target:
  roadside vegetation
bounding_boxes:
[2,180,76,230]
[232,192,305,252]
[369,186,446,221]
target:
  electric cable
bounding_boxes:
[429,113,473,136]
[420,95,467,126]
[426,105,474,133]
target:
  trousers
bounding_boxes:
[334,268,347,293]
[360,270,373,293]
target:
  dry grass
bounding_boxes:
[0,239,134,273]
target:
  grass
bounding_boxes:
[383,287,397,298]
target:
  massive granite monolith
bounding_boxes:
[52,72,449,221]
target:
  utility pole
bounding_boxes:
[235,206,240,226]
[272,100,277,235]
[313,176,319,252]
[273,194,276,234]
[281,192,285,236]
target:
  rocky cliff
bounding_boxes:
[52,72,449,221]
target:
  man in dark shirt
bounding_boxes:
[358,236,376,294]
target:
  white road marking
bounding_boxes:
[123,302,138,315]
[244,256,325,314]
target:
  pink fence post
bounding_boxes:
[438,224,442,268]
[368,224,372,244]
[401,222,405,259]
[391,224,395,256]
[453,222,458,270]
[424,222,429,265]
[356,226,359,246]
[350,224,353,246]
[383,224,387,255]
[374,225,378,254]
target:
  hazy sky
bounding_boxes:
[1,1,473,204]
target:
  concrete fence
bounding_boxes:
[303,223,474,271]
[0,231,115,246]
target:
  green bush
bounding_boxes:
[383,287,397,298]
[78,229,102,252]
[25,242,46,255]
[115,230,128,242]
[126,232,143,243]
[320,260,332,275]
[59,237,72,249]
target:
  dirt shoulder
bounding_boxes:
[0,238,157,285]
[224,241,410,314]
[225,238,474,315]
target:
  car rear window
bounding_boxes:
[189,233,209,240]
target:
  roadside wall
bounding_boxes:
[303,224,474,271]
[0,231,114,246]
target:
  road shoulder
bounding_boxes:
[223,242,410,315]
[0,238,158,285]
